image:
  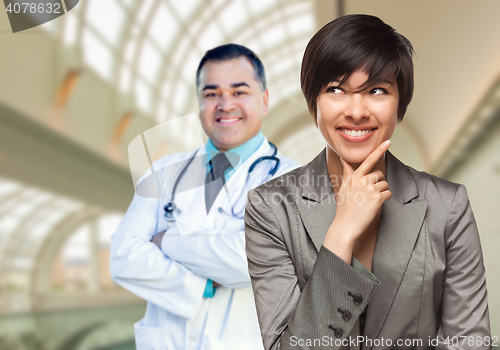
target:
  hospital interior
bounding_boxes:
[0,0,499,349]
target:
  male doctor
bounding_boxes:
[110,44,299,349]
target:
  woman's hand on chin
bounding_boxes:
[323,140,392,263]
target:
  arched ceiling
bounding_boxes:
[0,175,126,313]
[0,179,83,276]
[55,0,315,124]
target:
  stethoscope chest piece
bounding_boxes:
[164,202,181,222]
[162,142,279,222]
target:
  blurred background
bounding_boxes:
[0,0,499,349]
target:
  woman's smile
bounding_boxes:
[337,127,377,142]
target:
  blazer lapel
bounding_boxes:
[363,151,428,342]
[292,149,336,252]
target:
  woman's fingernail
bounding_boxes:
[384,140,391,146]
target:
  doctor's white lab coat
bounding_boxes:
[110,139,300,350]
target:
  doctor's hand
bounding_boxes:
[150,231,222,287]
[323,140,392,262]
[151,231,166,248]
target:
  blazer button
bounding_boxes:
[343,311,352,321]
[348,291,363,305]
[337,308,352,321]
[328,325,343,338]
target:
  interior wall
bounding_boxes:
[447,116,500,338]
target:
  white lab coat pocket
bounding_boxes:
[134,322,163,350]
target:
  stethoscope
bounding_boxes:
[164,142,279,222]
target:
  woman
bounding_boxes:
[244,14,491,350]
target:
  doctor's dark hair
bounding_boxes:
[301,14,415,121]
[196,43,266,91]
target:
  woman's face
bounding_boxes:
[316,69,399,165]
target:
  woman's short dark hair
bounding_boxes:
[301,14,415,121]
[196,43,266,91]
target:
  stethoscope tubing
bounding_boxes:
[164,142,278,222]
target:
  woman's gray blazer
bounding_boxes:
[244,149,491,350]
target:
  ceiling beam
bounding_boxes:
[0,102,134,212]
[432,76,500,178]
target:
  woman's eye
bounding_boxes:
[235,91,247,96]
[370,88,388,95]
[326,86,344,94]
[205,92,217,98]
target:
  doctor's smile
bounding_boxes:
[216,116,242,124]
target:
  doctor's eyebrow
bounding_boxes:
[230,82,250,88]
[202,82,250,91]
[202,84,219,91]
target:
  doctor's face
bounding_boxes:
[197,57,269,152]
[316,69,399,165]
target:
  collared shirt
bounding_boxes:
[204,131,265,179]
